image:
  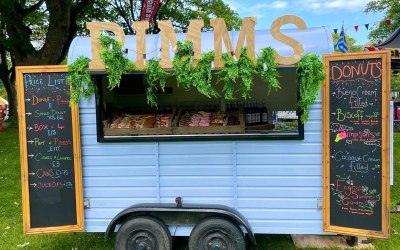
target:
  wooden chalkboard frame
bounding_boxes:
[16,65,84,234]
[322,51,391,239]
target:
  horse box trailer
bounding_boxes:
[16,15,393,249]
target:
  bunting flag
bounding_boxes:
[336,25,348,53]
[140,0,160,23]
[331,18,392,34]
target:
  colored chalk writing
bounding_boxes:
[21,71,79,229]
[325,55,389,236]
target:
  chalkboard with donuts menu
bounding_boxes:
[16,66,83,234]
[322,51,391,239]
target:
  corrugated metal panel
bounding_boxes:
[237,165,321,176]
[79,99,326,235]
[237,187,322,197]
[83,166,156,177]
[84,187,157,198]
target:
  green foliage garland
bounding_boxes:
[191,51,219,98]
[172,41,193,89]
[67,56,95,104]
[217,53,239,100]
[296,53,325,124]
[172,41,219,98]
[237,47,256,99]
[100,35,135,90]
[146,58,171,107]
[256,47,280,93]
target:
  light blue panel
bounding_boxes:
[248,220,324,234]
[83,166,156,177]
[82,144,156,156]
[89,198,158,208]
[79,95,96,108]
[159,142,233,154]
[303,132,323,142]
[238,187,321,198]
[85,177,157,187]
[85,208,122,219]
[79,106,95,114]
[80,114,97,125]
[83,155,156,166]
[80,135,98,145]
[159,197,235,206]
[83,219,110,232]
[84,187,157,198]
[237,198,317,209]
[237,143,321,154]
[160,165,234,176]
[237,176,321,187]
[237,154,321,165]
[239,208,321,220]
[251,227,325,234]
[305,121,322,132]
[237,165,321,176]
[159,154,234,165]
[160,187,234,197]
[160,176,234,187]
[78,89,327,235]
[80,125,97,135]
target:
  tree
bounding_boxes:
[332,32,364,53]
[0,0,109,117]
[109,0,241,34]
[0,0,240,117]
[365,0,400,42]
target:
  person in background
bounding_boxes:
[4,104,9,121]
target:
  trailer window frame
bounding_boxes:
[93,69,305,142]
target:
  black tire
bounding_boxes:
[345,236,358,246]
[188,217,246,250]
[114,216,172,250]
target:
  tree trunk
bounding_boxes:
[3,79,17,117]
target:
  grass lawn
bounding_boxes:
[0,128,399,250]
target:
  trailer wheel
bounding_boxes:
[345,236,358,246]
[114,216,172,250]
[188,218,245,250]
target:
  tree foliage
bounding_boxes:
[0,0,240,116]
[109,0,241,34]
[365,0,400,43]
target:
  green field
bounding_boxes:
[0,128,399,249]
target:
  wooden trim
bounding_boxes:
[322,51,391,239]
[15,65,84,235]
[322,54,331,232]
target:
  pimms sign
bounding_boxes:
[86,15,307,70]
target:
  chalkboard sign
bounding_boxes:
[323,51,390,239]
[16,66,83,234]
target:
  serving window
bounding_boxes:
[94,68,304,142]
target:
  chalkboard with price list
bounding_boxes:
[16,65,83,234]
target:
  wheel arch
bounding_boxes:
[105,203,256,245]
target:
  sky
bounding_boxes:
[224,0,385,45]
